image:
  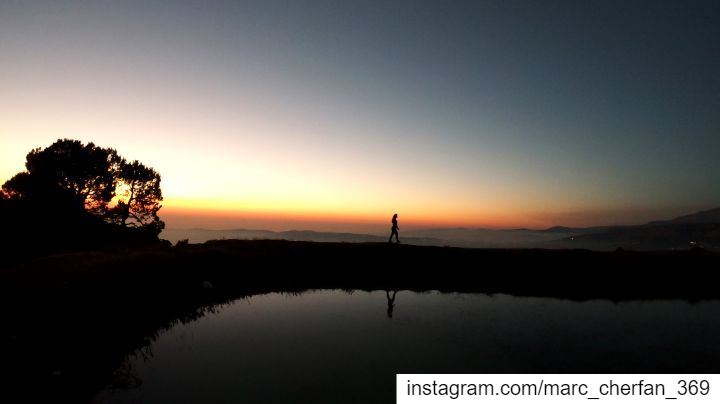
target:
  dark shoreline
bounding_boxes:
[2,240,719,401]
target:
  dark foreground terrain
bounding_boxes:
[1,240,719,401]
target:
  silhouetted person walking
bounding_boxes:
[388,213,400,243]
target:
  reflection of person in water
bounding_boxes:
[388,213,400,243]
[386,290,397,318]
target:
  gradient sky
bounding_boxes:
[1,0,719,231]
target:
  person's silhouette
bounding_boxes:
[388,213,400,243]
[385,290,398,318]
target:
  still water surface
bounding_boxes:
[96,290,720,403]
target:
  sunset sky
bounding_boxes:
[1,0,719,232]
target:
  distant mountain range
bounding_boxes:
[650,207,720,225]
[562,207,720,251]
[161,207,720,251]
[160,228,443,246]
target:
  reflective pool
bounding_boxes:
[96,290,720,403]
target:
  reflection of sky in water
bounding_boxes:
[96,291,720,403]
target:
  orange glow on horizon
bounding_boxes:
[160,197,548,231]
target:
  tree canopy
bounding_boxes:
[110,159,164,232]
[1,139,164,252]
